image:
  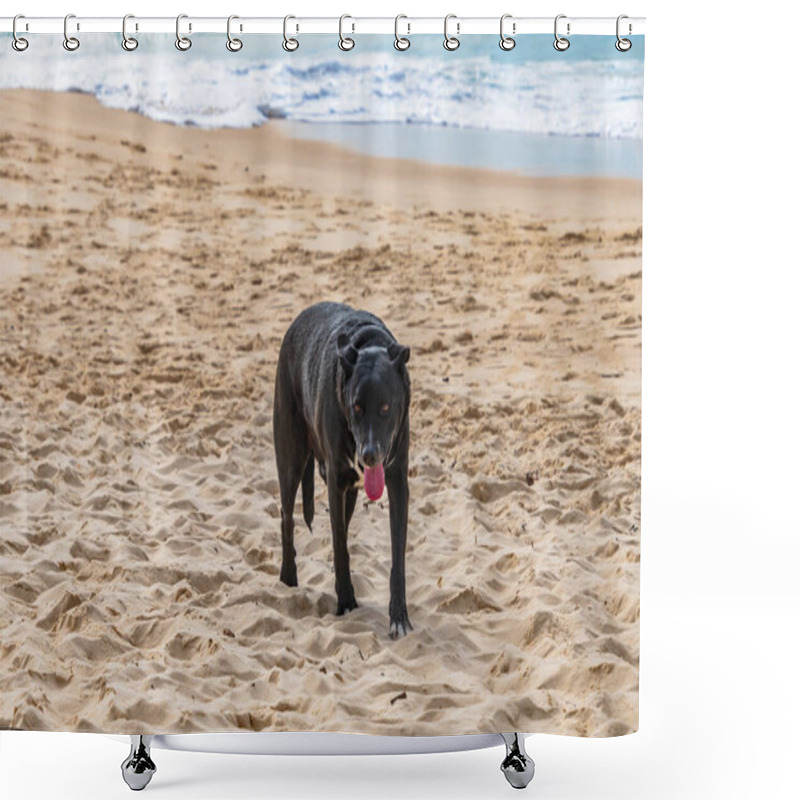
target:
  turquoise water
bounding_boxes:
[280,120,643,179]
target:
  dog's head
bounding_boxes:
[338,335,410,498]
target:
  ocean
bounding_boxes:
[1,33,644,178]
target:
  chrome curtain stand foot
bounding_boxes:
[121,735,157,791]
[500,733,535,789]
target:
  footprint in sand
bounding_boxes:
[437,587,501,615]
[469,478,528,503]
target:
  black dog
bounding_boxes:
[273,302,412,638]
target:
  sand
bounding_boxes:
[0,89,641,737]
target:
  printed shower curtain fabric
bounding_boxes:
[0,31,643,737]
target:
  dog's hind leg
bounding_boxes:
[277,448,309,587]
[386,431,412,639]
[277,453,307,587]
[273,371,308,587]
[301,456,315,531]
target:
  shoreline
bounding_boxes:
[0,89,642,223]
[271,119,643,180]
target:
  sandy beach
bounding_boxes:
[0,89,641,737]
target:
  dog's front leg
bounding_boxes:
[328,474,358,615]
[386,461,412,639]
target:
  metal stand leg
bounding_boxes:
[500,733,535,789]
[121,735,157,791]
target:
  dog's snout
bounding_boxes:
[362,444,380,467]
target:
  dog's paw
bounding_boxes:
[388,615,413,640]
[279,567,298,587]
[336,597,358,616]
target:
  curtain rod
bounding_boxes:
[1,16,646,37]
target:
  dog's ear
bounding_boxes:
[388,343,410,368]
[337,333,359,378]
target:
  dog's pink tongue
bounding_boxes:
[364,465,385,501]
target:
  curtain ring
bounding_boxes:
[554,14,570,51]
[176,14,192,51]
[499,14,515,51]
[63,13,80,51]
[122,14,138,51]
[338,14,355,51]
[615,15,632,51]
[12,14,29,51]
[443,14,460,51]
[283,15,299,52]
[226,15,243,51]
[394,15,410,51]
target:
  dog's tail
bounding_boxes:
[302,455,314,531]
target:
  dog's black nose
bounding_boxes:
[362,445,380,468]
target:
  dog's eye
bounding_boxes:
[353,403,363,416]
[380,403,390,415]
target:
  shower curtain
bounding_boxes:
[0,28,643,738]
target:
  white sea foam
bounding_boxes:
[0,34,643,139]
